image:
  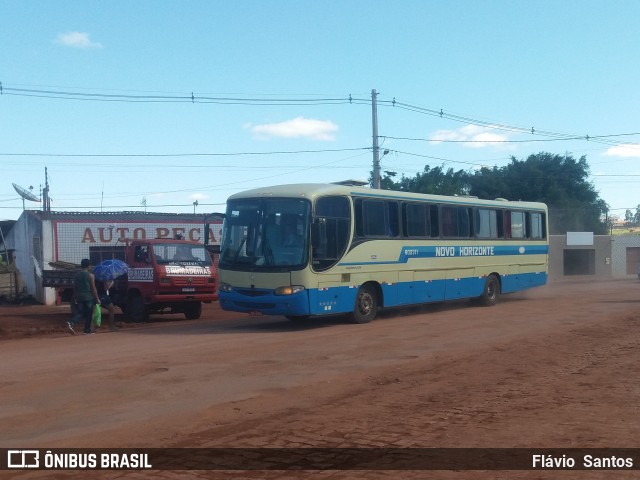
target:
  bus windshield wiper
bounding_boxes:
[233,236,247,264]
[262,234,275,265]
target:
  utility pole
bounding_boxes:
[42,167,51,212]
[371,89,381,189]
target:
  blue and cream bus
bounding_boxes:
[218,182,548,323]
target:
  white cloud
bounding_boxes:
[246,117,338,141]
[55,32,103,49]
[430,125,511,149]
[604,144,640,158]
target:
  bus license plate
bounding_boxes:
[182,287,195,292]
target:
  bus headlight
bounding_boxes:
[274,285,305,296]
[219,282,233,293]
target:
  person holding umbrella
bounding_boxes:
[96,279,118,331]
[93,259,129,331]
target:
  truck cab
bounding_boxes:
[117,238,218,322]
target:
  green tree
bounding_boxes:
[468,153,608,233]
[377,152,609,234]
[625,209,635,224]
[380,165,469,196]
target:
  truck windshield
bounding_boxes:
[153,244,213,266]
[219,198,310,271]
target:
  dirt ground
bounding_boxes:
[2,277,640,480]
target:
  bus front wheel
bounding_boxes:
[350,284,378,324]
[479,274,500,306]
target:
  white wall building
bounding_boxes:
[3,210,222,305]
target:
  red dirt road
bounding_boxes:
[1,277,640,479]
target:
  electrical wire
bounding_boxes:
[3,82,639,148]
[378,98,639,148]
[2,86,360,105]
[0,147,370,158]
[382,132,640,145]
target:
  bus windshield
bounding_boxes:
[220,198,310,270]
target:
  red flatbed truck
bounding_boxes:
[43,238,218,322]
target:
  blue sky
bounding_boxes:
[2,0,639,221]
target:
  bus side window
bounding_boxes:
[313,196,351,272]
[359,200,386,237]
[529,211,545,239]
[442,206,456,237]
[387,202,399,237]
[355,199,400,238]
[430,205,439,237]
[354,200,364,237]
[458,207,471,238]
[510,211,525,238]
[496,210,505,238]
[476,208,499,239]
[442,206,471,238]
[504,211,512,239]
[403,203,429,238]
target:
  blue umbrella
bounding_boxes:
[93,259,129,281]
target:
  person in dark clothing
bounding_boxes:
[67,259,100,335]
[96,279,118,331]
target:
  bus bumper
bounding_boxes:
[219,288,310,316]
[150,293,218,303]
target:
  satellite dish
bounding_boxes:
[13,183,40,202]
[13,183,41,211]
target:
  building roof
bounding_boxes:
[23,210,223,223]
[0,220,16,236]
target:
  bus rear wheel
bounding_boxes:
[479,274,500,306]
[350,284,378,324]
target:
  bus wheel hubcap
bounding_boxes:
[359,294,372,314]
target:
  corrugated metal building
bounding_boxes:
[2,210,222,305]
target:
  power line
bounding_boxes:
[0,147,371,158]
[1,150,373,206]
[4,82,639,148]
[382,132,640,145]
[386,149,492,168]
[4,81,640,161]
[378,98,640,148]
[2,86,363,105]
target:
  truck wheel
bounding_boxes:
[126,295,148,323]
[184,302,202,320]
[349,283,378,324]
